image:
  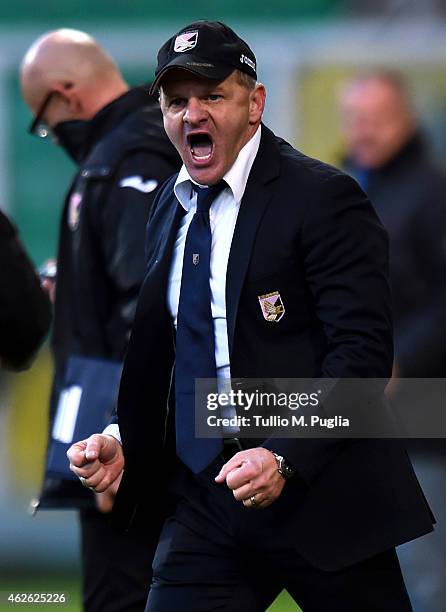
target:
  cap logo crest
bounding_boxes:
[174,31,199,53]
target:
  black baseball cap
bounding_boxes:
[149,20,257,94]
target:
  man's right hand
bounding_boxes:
[67,434,124,493]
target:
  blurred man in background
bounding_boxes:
[0,210,51,370]
[21,28,180,611]
[339,69,446,611]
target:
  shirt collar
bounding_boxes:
[174,125,262,211]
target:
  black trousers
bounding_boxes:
[80,508,158,612]
[146,459,413,612]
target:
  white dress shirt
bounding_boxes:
[104,126,261,443]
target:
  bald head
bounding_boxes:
[339,70,417,169]
[21,29,128,125]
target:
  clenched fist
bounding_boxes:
[67,434,124,493]
[215,447,285,509]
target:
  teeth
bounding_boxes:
[191,149,212,161]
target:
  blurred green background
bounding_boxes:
[0,0,342,24]
[2,2,446,611]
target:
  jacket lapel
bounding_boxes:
[136,193,184,318]
[226,125,281,357]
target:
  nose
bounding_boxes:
[183,97,207,125]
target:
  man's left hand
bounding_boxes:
[215,448,285,509]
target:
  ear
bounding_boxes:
[248,83,266,125]
[52,81,83,114]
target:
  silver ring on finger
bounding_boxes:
[250,494,257,508]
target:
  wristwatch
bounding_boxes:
[272,452,295,479]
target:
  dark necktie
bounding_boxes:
[175,181,226,473]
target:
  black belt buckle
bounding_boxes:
[221,437,243,461]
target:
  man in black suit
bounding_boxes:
[68,21,433,611]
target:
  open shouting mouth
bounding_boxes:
[187,132,214,164]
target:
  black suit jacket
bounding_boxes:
[113,125,433,570]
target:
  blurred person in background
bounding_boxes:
[339,69,446,611]
[0,209,51,370]
[21,28,180,612]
